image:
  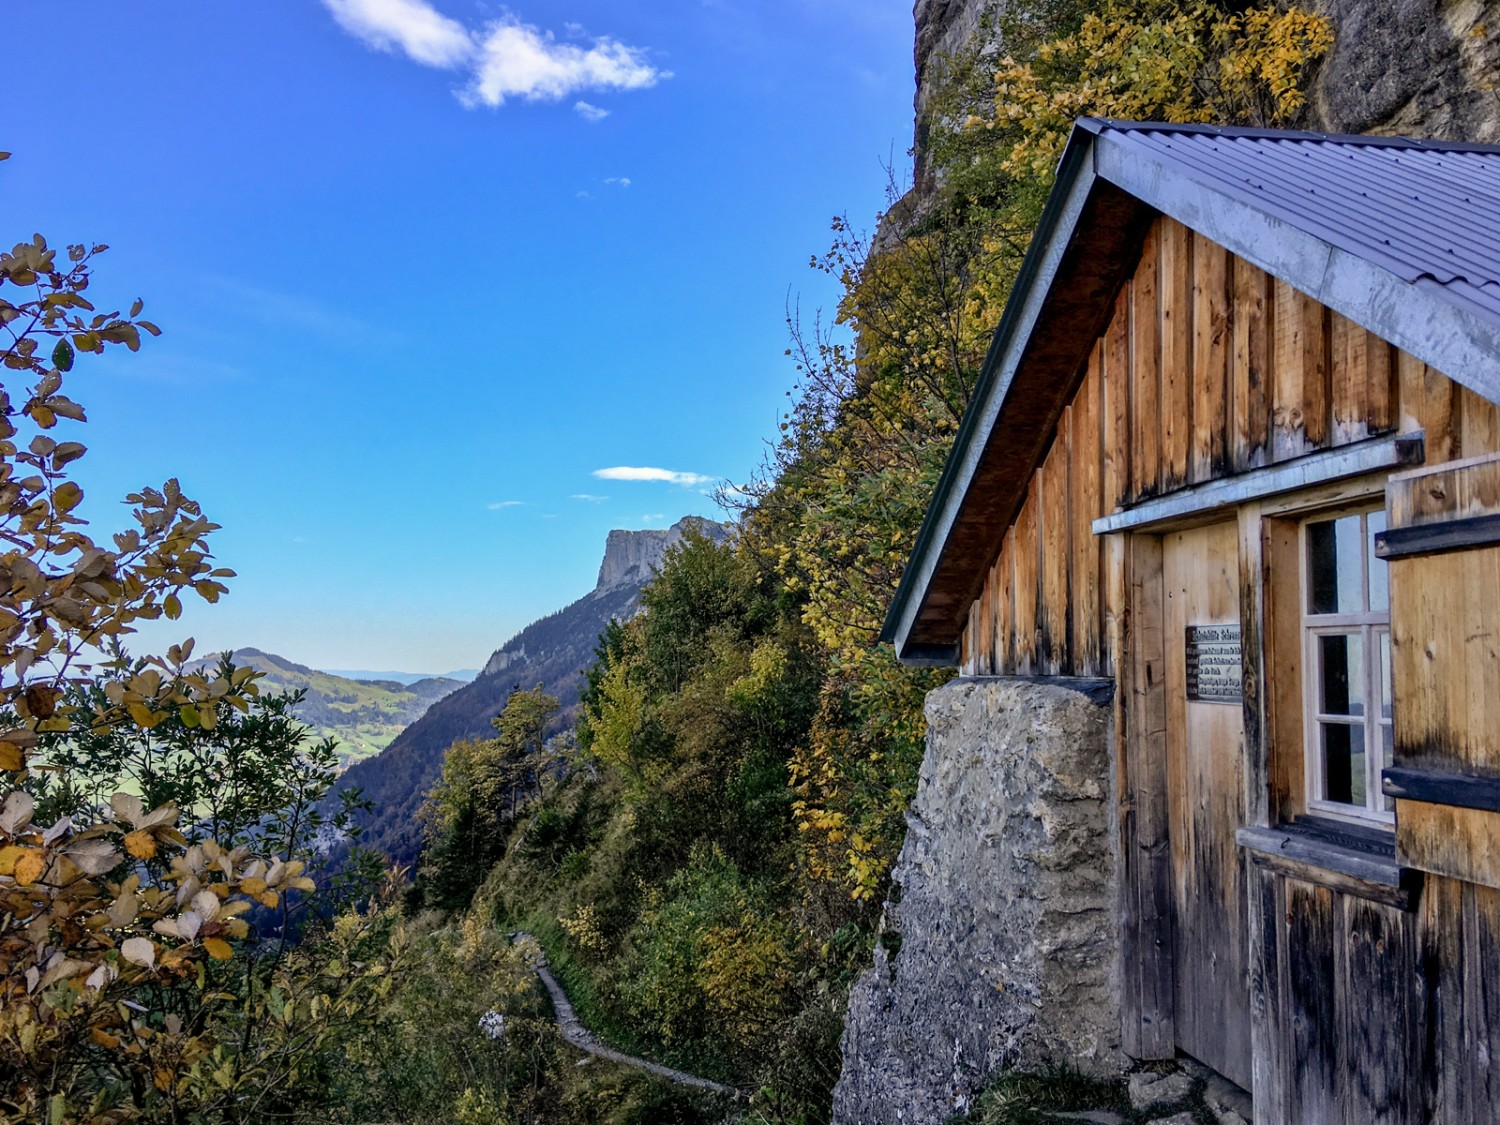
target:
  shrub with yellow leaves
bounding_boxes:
[0,152,392,1124]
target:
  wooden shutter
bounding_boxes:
[1379,451,1500,889]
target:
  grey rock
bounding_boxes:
[1308,0,1500,142]
[593,516,733,594]
[1203,1074,1253,1125]
[1048,1112,1124,1125]
[831,678,1125,1125]
[1148,1115,1198,1125]
[1128,1071,1193,1111]
[1176,1058,1214,1083]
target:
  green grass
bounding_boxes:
[947,1068,1129,1125]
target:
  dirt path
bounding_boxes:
[513,932,743,1099]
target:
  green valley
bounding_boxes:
[192,648,463,766]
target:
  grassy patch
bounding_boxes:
[949,1067,1128,1125]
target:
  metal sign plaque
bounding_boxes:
[1185,624,1243,704]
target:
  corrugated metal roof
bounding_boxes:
[1095,121,1500,327]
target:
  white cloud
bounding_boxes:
[641,513,666,524]
[321,0,474,67]
[593,466,716,487]
[488,500,525,510]
[464,16,668,107]
[321,1,668,109]
[604,176,632,187]
[571,493,609,502]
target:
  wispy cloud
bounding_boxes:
[321,0,669,109]
[641,513,666,524]
[604,176,631,187]
[571,493,609,502]
[488,500,526,510]
[593,466,716,488]
[322,0,473,66]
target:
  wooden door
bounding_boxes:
[1162,521,1253,1088]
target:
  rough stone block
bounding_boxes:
[1203,1074,1253,1125]
[831,678,1124,1125]
[1127,1071,1193,1111]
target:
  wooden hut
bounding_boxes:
[883,119,1500,1123]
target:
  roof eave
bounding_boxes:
[883,121,1107,662]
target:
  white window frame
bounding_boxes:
[1300,506,1395,826]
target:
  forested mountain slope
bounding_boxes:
[330,517,731,866]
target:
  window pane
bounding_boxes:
[1319,633,1364,716]
[1322,722,1366,806]
[1308,515,1364,613]
[1368,510,1389,612]
[1381,725,1395,812]
[1379,631,1392,720]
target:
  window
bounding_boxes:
[1301,508,1393,823]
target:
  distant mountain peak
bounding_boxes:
[595,515,734,592]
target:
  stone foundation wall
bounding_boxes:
[832,677,1127,1125]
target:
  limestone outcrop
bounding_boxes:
[832,678,1126,1125]
[594,516,733,593]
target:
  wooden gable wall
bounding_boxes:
[959,215,1500,678]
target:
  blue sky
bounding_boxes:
[0,0,914,673]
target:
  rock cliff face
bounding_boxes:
[908,0,1500,190]
[832,679,1126,1125]
[594,516,732,593]
[1306,0,1500,142]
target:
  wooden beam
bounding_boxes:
[1375,513,1500,560]
[1124,533,1175,1057]
[1093,431,1426,535]
[1384,765,1500,815]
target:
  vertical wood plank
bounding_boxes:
[1285,880,1344,1124]
[1072,353,1104,676]
[1192,236,1231,482]
[1424,875,1467,1122]
[977,562,994,675]
[1368,331,1395,435]
[1398,351,1458,464]
[1248,867,1288,1124]
[1160,220,1193,491]
[1239,503,1269,829]
[1466,884,1500,1110]
[1272,281,1328,461]
[1132,224,1162,500]
[1112,531,1140,1053]
[1103,283,1133,514]
[1040,422,1071,675]
[1330,311,1370,446]
[1343,899,1426,1124]
[1263,516,1306,822]
[1012,485,1040,674]
[1272,279,1306,462]
[992,542,1011,677]
[1127,533,1175,1057]
[1459,385,1500,456]
[1232,255,1272,472]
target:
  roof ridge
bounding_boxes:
[1078,116,1500,156]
